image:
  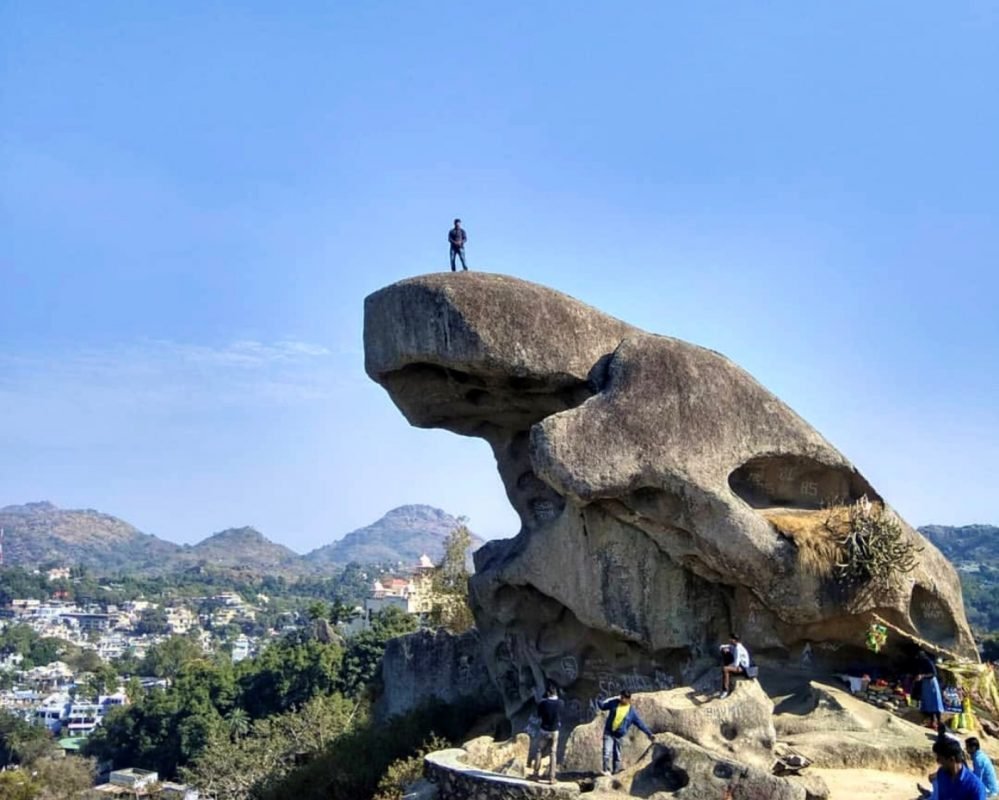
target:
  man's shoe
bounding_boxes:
[600,770,611,776]
[719,691,730,700]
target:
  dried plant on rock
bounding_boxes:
[834,498,922,591]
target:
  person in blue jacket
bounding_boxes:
[917,650,945,728]
[967,737,998,798]
[930,737,987,800]
[598,690,655,775]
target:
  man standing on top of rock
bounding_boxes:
[599,690,654,776]
[448,218,468,271]
[719,633,751,699]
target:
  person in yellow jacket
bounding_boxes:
[598,690,655,775]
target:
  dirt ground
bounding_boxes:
[813,767,927,800]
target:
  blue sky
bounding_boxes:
[1,2,996,551]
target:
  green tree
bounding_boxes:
[329,600,360,627]
[140,635,205,678]
[226,708,250,740]
[428,523,475,634]
[0,770,40,800]
[30,755,95,799]
[180,694,357,800]
[338,607,418,697]
[306,601,328,622]
[136,607,171,635]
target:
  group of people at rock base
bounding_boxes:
[528,633,752,783]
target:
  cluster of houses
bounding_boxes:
[0,556,443,797]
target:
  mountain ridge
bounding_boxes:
[0,501,480,574]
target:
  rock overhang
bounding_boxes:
[364,271,977,722]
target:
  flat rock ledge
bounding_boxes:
[424,748,580,800]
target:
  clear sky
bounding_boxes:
[1,2,997,551]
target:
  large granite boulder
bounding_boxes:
[378,628,502,720]
[560,680,777,775]
[364,273,976,724]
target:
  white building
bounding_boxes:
[33,691,71,732]
[231,635,251,663]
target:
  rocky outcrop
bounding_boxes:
[425,681,815,799]
[774,681,939,772]
[365,272,976,725]
[378,628,502,720]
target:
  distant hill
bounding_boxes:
[919,524,999,566]
[0,501,180,572]
[180,526,301,573]
[0,501,482,576]
[305,505,482,568]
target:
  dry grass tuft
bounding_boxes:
[763,505,856,577]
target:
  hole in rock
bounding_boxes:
[630,749,690,797]
[713,762,736,779]
[728,455,878,510]
[720,722,738,741]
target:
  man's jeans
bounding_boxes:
[530,729,558,781]
[450,246,467,271]
[602,733,622,773]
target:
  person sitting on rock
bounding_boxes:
[929,737,987,800]
[967,737,998,798]
[719,633,750,699]
[598,690,655,776]
[529,682,563,784]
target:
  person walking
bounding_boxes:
[448,218,468,271]
[967,737,998,798]
[599,690,655,776]
[719,634,751,699]
[529,683,563,784]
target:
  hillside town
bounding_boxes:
[0,554,443,797]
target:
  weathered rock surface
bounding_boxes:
[378,628,502,720]
[774,681,939,772]
[429,682,812,799]
[560,681,777,774]
[365,272,976,726]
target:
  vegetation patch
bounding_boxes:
[765,497,923,590]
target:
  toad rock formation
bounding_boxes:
[364,273,976,724]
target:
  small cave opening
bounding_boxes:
[630,748,690,797]
[728,455,879,510]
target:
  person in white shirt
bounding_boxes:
[719,633,751,699]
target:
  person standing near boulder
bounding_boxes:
[719,633,751,699]
[599,690,655,776]
[448,218,468,271]
[917,650,945,728]
[529,682,563,784]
